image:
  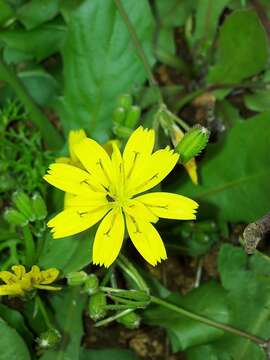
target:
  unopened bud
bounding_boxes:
[31,193,47,220]
[175,125,210,164]
[88,292,107,321]
[12,191,34,221]
[83,274,99,295]
[66,271,88,286]
[117,311,141,329]
[4,208,28,226]
[118,94,132,112]
[125,106,141,128]
[37,328,61,349]
[113,107,126,125]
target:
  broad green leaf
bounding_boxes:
[207,10,268,96]
[0,21,66,61]
[38,230,94,275]
[244,90,270,112]
[144,282,230,352]
[0,318,31,360]
[155,0,195,27]
[80,349,140,360]
[0,0,14,26]
[171,112,270,223]
[187,245,270,360]
[40,288,87,360]
[59,0,154,141]
[17,0,60,29]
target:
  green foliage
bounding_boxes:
[59,0,154,141]
[80,349,140,360]
[172,112,270,223]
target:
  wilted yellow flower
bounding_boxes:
[0,265,61,296]
[44,127,198,267]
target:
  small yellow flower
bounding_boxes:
[44,127,198,267]
[0,265,61,296]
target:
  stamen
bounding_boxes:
[97,159,111,184]
[106,194,115,203]
[130,215,141,234]
[145,204,169,210]
[103,213,117,237]
[77,211,89,217]
[133,173,159,192]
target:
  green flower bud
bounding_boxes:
[117,311,141,329]
[4,208,28,226]
[117,94,132,112]
[12,191,34,221]
[88,292,107,321]
[125,106,141,128]
[113,107,126,125]
[66,271,88,286]
[175,125,210,164]
[31,192,47,220]
[37,328,61,349]
[83,274,99,295]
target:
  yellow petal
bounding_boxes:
[125,214,167,266]
[34,285,61,291]
[127,147,179,196]
[123,127,155,181]
[64,192,75,208]
[64,193,108,208]
[136,192,198,220]
[44,163,105,195]
[0,284,24,296]
[11,265,26,279]
[184,158,198,185]
[111,141,124,191]
[0,271,17,284]
[103,139,121,157]
[93,210,124,268]
[74,138,114,189]
[39,268,59,284]
[124,199,158,223]
[69,129,87,162]
[48,205,110,239]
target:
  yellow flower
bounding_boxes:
[44,127,198,267]
[0,265,61,296]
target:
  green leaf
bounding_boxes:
[171,112,270,223]
[40,288,87,360]
[0,21,66,61]
[80,349,140,360]
[17,0,60,30]
[155,0,195,27]
[187,244,270,360]
[0,318,31,360]
[207,10,268,96]
[0,0,14,26]
[244,90,270,112]
[59,0,154,141]
[144,282,230,352]
[38,230,94,275]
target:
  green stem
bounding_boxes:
[151,296,266,346]
[114,0,163,104]
[0,55,63,150]
[94,308,133,327]
[22,225,35,267]
[36,295,53,329]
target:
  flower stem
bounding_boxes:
[36,295,53,329]
[114,0,163,105]
[94,308,133,327]
[150,295,266,346]
[22,225,35,267]
[0,54,63,150]
[117,255,149,292]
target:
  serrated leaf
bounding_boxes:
[144,282,230,352]
[170,112,270,223]
[59,0,154,141]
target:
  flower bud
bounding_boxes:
[117,94,132,112]
[88,292,107,321]
[113,107,126,125]
[31,193,47,220]
[125,106,141,128]
[175,125,210,164]
[37,328,61,350]
[117,311,141,329]
[12,191,34,221]
[66,271,88,286]
[4,208,28,226]
[83,274,99,295]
